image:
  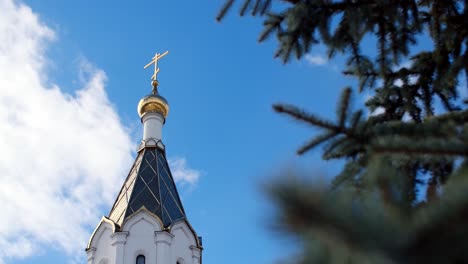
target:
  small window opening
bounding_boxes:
[136,255,145,264]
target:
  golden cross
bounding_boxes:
[144,50,169,83]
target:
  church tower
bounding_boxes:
[86,51,203,264]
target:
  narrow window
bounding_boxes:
[136,255,145,264]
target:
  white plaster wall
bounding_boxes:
[90,222,115,264]
[98,258,110,264]
[121,211,162,264]
[170,221,200,264]
[142,113,164,141]
[88,212,202,264]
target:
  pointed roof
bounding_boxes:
[108,144,186,228]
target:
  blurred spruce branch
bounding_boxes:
[218,0,468,263]
[268,163,468,264]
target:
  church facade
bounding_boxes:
[86,52,203,264]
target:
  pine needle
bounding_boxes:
[216,0,235,22]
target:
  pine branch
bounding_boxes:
[252,0,262,15]
[273,104,338,131]
[273,104,363,142]
[268,178,405,254]
[216,0,235,21]
[406,167,468,263]
[330,161,364,189]
[372,137,468,157]
[297,132,337,155]
[219,1,468,262]
[349,110,363,131]
[239,0,252,16]
[337,87,352,127]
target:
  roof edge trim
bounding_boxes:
[86,216,117,250]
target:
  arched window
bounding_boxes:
[136,255,145,264]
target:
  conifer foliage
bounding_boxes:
[219,1,468,263]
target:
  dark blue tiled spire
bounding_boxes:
[108,146,185,228]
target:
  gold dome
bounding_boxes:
[137,94,169,118]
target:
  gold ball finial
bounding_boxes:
[152,80,159,93]
[137,94,169,119]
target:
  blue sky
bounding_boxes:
[0,0,350,263]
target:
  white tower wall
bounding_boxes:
[87,210,201,264]
[142,112,164,141]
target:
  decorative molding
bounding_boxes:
[154,230,175,246]
[86,247,97,263]
[170,220,202,248]
[87,217,117,250]
[111,231,129,246]
[137,138,165,152]
[190,245,201,257]
[121,207,164,232]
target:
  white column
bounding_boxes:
[86,247,96,264]
[190,246,201,264]
[111,232,128,264]
[142,112,164,141]
[155,231,174,264]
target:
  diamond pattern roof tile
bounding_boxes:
[108,147,186,228]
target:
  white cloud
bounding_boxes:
[169,158,201,185]
[363,61,417,118]
[0,0,198,263]
[370,106,385,116]
[305,54,328,66]
[0,0,135,262]
[363,92,385,117]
